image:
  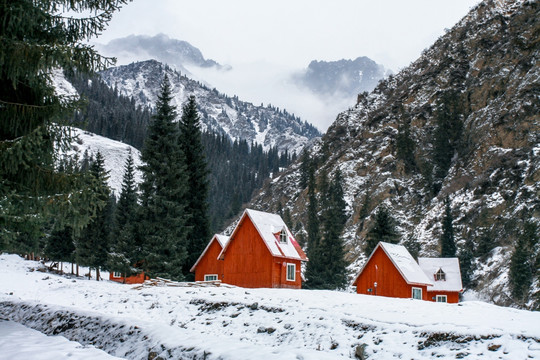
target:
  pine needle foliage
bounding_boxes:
[0,0,129,248]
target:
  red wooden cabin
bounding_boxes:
[353,242,462,303]
[109,271,149,284]
[190,234,230,282]
[192,209,308,289]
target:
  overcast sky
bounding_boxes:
[97,0,481,130]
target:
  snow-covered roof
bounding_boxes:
[354,242,432,286]
[219,209,307,261]
[190,234,230,273]
[418,257,463,292]
[379,242,433,286]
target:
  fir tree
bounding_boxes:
[44,226,76,273]
[0,0,128,250]
[396,119,417,173]
[440,196,457,258]
[178,96,211,278]
[108,152,139,277]
[75,152,111,281]
[509,222,538,301]
[319,170,348,289]
[459,237,475,288]
[299,149,312,189]
[137,76,189,281]
[304,159,323,288]
[365,206,399,256]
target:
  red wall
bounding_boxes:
[194,239,224,281]
[426,291,460,303]
[355,246,428,300]
[109,272,148,284]
[222,216,302,289]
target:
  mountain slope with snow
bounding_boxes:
[1,254,538,359]
[99,60,320,154]
[247,0,539,307]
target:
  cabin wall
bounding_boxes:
[222,217,274,288]
[427,291,460,303]
[194,240,224,281]
[272,258,302,289]
[355,247,428,300]
[109,272,148,284]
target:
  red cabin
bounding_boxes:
[191,209,308,289]
[353,242,462,303]
[109,271,149,284]
[190,234,230,282]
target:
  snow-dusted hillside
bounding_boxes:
[64,127,142,197]
[248,0,539,307]
[1,254,539,359]
[99,60,320,154]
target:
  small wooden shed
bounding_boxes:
[190,234,230,282]
[109,271,149,284]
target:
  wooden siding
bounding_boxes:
[194,239,224,282]
[355,246,428,300]
[426,291,460,303]
[109,272,148,284]
[222,216,275,288]
[222,216,302,289]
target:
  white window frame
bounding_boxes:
[286,263,296,281]
[280,228,288,244]
[436,295,447,303]
[113,272,122,278]
[412,287,422,300]
[435,268,446,281]
[204,274,218,281]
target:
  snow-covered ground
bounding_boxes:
[1,254,538,359]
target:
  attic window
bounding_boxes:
[280,228,288,244]
[435,268,446,281]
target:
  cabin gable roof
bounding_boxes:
[190,234,230,273]
[218,209,307,262]
[354,242,432,286]
[418,257,463,292]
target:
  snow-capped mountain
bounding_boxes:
[96,34,226,76]
[99,60,320,154]
[247,0,539,308]
[293,56,390,97]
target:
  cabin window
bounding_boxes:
[412,287,422,300]
[436,295,447,303]
[434,268,446,281]
[286,263,296,281]
[280,228,288,244]
[204,274,218,281]
[113,272,122,278]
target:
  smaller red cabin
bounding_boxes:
[109,271,149,284]
[190,234,230,282]
[353,242,462,303]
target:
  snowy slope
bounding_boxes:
[1,254,539,360]
[64,127,143,197]
[99,60,320,154]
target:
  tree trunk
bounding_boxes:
[71,262,74,275]
[76,264,79,277]
[88,268,91,280]
[96,267,100,281]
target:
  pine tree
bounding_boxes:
[299,149,311,189]
[179,96,211,279]
[304,159,323,288]
[440,196,457,258]
[0,0,128,250]
[108,152,139,277]
[75,152,112,281]
[509,222,538,301]
[365,206,399,256]
[137,76,189,281]
[396,119,417,173]
[44,226,76,273]
[319,170,348,289]
[459,237,475,288]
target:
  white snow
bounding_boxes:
[1,253,539,359]
[64,127,143,197]
[418,257,463,292]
